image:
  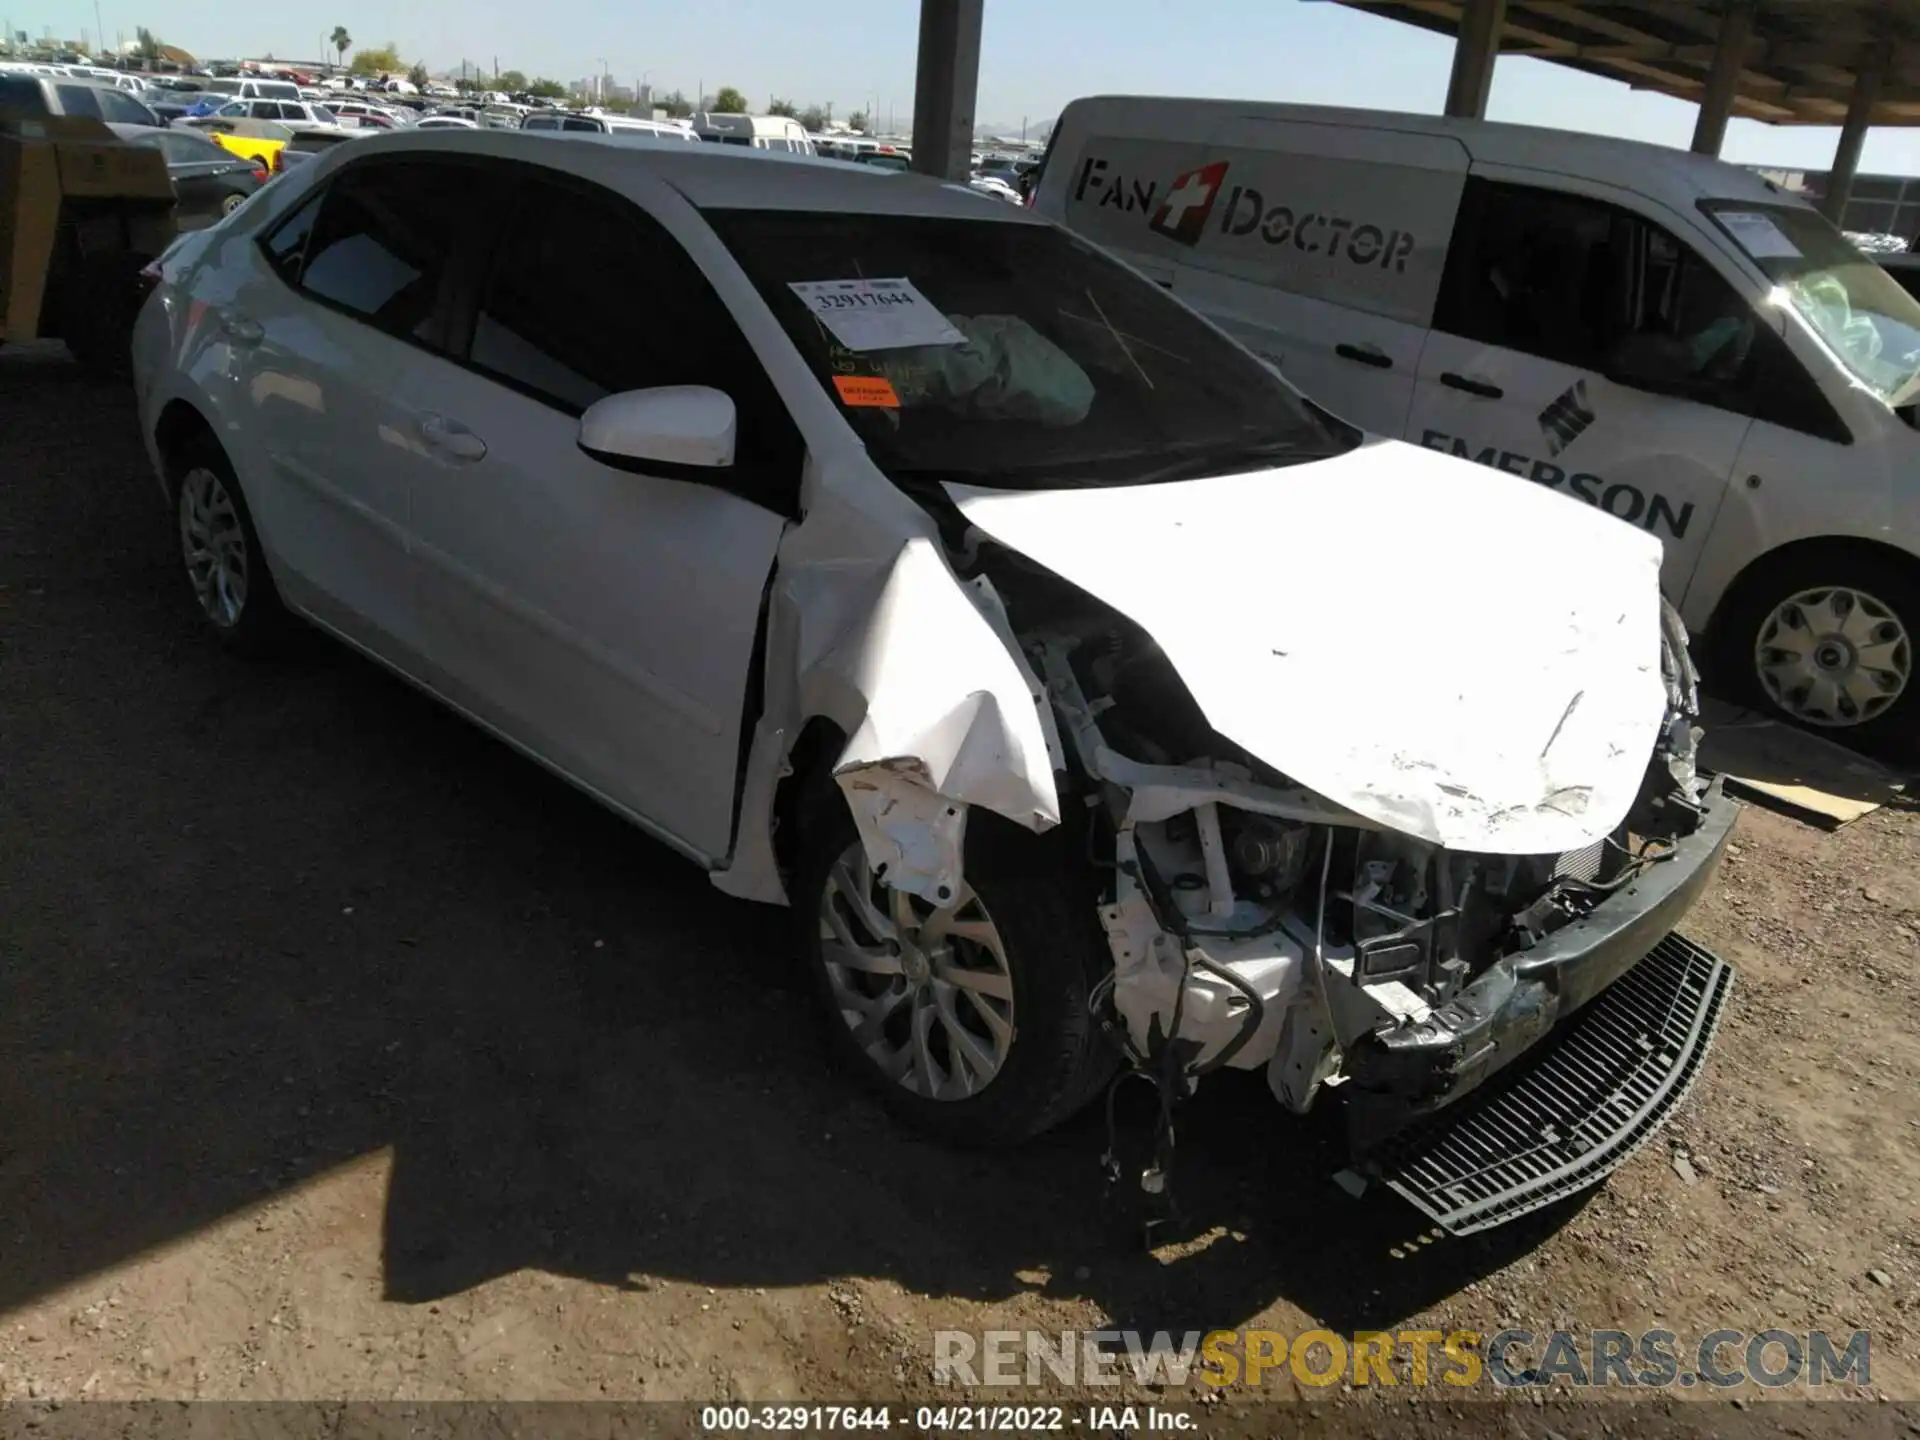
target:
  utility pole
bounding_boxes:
[91,0,102,57]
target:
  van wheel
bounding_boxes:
[791,770,1115,1146]
[1717,547,1919,756]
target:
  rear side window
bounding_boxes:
[290,161,489,345]
[95,88,153,125]
[561,116,600,132]
[0,76,48,114]
[53,83,101,117]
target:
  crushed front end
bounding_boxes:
[1012,573,1736,1232]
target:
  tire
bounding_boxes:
[60,250,151,380]
[221,191,248,216]
[1714,546,1920,757]
[173,439,291,658]
[791,768,1116,1146]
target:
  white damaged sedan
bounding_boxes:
[132,130,1734,1232]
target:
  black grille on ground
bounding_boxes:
[1375,933,1734,1236]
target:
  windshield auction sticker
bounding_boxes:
[832,375,902,408]
[789,278,967,351]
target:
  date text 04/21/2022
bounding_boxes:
[697,1404,1197,1432]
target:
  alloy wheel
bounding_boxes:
[817,842,1016,1100]
[1755,585,1910,728]
[178,465,249,629]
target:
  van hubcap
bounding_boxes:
[179,466,249,629]
[817,844,1015,1101]
[1755,585,1909,728]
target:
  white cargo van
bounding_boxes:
[1037,97,1920,748]
[691,112,815,154]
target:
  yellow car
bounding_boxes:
[179,117,292,170]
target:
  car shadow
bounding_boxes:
[1,350,1581,1341]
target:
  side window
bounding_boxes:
[467,177,802,475]
[1435,181,1617,369]
[294,161,483,344]
[562,116,598,131]
[96,88,149,124]
[53,83,102,117]
[261,188,322,283]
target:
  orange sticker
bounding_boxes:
[833,375,900,408]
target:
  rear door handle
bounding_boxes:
[1440,371,1503,399]
[1335,342,1392,369]
[419,413,488,462]
[224,314,264,346]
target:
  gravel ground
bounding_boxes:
[2,342,1916,1423]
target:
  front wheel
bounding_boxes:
[791,773,1115,1146]
[1718,548,1918,755]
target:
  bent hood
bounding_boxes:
[948,438,1670,855]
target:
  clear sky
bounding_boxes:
[45,0,1920,173]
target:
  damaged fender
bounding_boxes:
[714,482,1061,906]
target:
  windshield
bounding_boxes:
[1704,200,1920,408]
[704,209,1353,488]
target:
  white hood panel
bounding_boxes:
[949,439,1670,855]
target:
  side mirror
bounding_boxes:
[578,385,736,472]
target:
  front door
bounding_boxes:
[1406,173,1760,598]
[401,172,798,859]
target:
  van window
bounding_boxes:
[561,116,601,132]
[1436,179,1767,420]
[1703,199,1920,409]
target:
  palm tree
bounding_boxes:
[330,26,351,71]
[135,26,161,63]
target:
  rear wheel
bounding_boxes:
[1716,547,1918,755]
[220,191,248,216]
[791,772,1115,1146]
[174,441,290,657]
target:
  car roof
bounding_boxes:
[330,127,1050,223]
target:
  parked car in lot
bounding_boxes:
[0,73,163,126]
[203,98,345,132]
[177,116,295,170]
[521,110,699,143]
[108,123,266,226]
[131,131,1733,1231]
[1039,97,1920,751]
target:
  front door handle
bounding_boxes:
[224,313,264,346]
[1335,342,1392,369]
[419,413,488,462]
[1440,371,1503,399]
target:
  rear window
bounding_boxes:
[704,209,1353,488]
[258,82,301,101]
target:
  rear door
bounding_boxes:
[229,155,502,661]
[1405,172,1758,597]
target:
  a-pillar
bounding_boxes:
[1444,0,1508,119]
[1690,0,1755,156]
[909,0,984,181]
[1822,61,1884,224]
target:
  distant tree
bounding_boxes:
[452,75,476,93]
[712,85,748,114]
[847,109,868,133]
[349,43,402,76]
[408,61,429,89]
[656,88,692,118]
[528,77,566,98]
[767,96,797,118]
[135,26,160,62]
[330,26,351,68]
[496,68,527,92]
[798,104,827,132]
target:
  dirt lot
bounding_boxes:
[2,342,1918,1423]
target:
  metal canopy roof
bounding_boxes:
[1330,0,1920,126]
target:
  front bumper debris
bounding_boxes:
[1342,776,1737,1153]
[1370,931,1734,1234]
